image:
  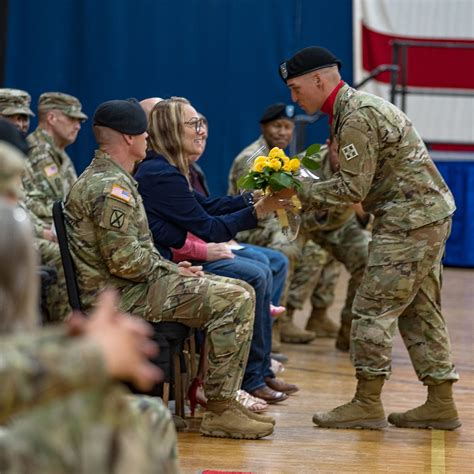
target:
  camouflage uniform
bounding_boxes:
[0,329,179,473]
[66,150,255,401]
[291,149,370,343]
[307,84,458,383]
[0,89,35,125]
[21,93,87,322]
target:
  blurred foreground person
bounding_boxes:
[280,46,460,430]
[0,199,179,473]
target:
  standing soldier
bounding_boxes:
[228,103,321,345]
[280,46,460,430]
[65,98,283,439]
[23,92,87,321]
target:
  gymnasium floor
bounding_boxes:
[178,268,474,473]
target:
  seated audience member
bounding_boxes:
[135,97,297,404]
[65,98,277,439]
[0,197,178,472]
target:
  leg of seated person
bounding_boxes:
[236,244,289,305]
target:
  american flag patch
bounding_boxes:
[110,184,131,203]
[44,164,59,177]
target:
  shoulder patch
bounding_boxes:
[341,144,359,161]
[44,163,59,177]
[110,184,131,203]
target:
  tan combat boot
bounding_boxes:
[201,399,274,439]
[312,377,387,429]
[280,309,316,344]
[388,381,461,430]
[305,307,339,338]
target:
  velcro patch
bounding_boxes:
[110,184,131,203]
[110,209,126,229]
[342,144,359,161]
[44,164,59,177]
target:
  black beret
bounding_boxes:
[279,46,342,83]
[0,118,29,155]
[93,98,147,135]
[260,103,295,124]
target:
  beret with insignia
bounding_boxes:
[260,103,295,124]
[279,46,342,83]
[93,98,147,135]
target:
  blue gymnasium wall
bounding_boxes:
[4,0,353,194]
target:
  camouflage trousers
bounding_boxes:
[36,238,70,322]
[0,386,179,473]
[351,217,459,384]
[310,258,341,310]
[122,273,255,401]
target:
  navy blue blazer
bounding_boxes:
[134,152,257,260]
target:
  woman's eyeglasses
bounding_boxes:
[183,118,206,133]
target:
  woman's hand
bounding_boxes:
[206,242,234,261]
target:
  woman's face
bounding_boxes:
[182,104,206,158]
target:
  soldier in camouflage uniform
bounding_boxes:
[280,46,460,430]
[66,98,275,439]
[0,88,35,136]
[228,103,321,345]
[288,137,370,350]
[21,92,87,322]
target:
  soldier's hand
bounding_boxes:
[178,261,205,277]
[206,243,234,261]
[67,289,162,391]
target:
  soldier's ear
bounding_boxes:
[122,134,133,146]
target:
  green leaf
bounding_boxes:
[305,143,321,157]
[301,154,321,171]
[268,172,294,191]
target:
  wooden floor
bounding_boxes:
[177,268,474,474]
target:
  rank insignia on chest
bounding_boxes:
[44,163,59,177]
[342,144,359,161]
[110,184,131,203]
[110,209,126,229]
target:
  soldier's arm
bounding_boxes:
[227,154,250,196]
[22,151,57,220]
[0,329,107,423]
[94,194,177,282]
[307,115,379,210]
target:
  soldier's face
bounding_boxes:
[131,131,148,161]
[3,114,30,134]
[50,111,81,148]
[288,73,324,114]
[261,119,294,149]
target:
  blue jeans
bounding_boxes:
[198,254,273,392]
[234,244,289,305]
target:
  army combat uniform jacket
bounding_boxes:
[23,128,77,228]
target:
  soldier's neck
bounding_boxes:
[99,145,135,174]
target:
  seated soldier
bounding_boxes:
[64,98,282,439]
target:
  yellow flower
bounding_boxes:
[253,161,267,172]
[282,155,290,164]
[289,158,300,172]
[268,147,286,159]
[282,162,291,172]
[269,159,282,171]
[254,155,268,164]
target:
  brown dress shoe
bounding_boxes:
[265,377,299,395]
[250,386,288,404]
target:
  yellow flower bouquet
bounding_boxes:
[237,145,322,240]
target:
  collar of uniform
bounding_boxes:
[257,135,270,151]
[94,149,138,187]
[332,83,354,135]
[321,80,345,124]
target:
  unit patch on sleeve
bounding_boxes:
[342,144,359,161]
[110,208,126,229]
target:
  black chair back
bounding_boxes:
[52,200,82,312]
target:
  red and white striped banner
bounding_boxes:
[353,0,474,148]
